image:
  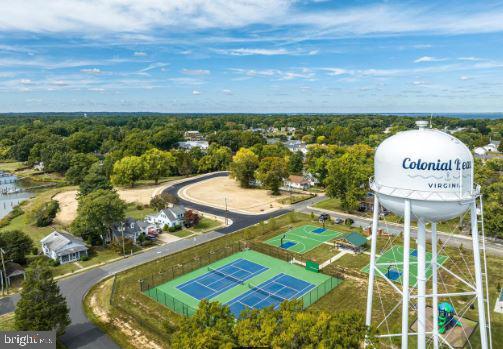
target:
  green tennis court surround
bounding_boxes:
[145,249,342,318]
[361,245,448,287]
[265,224,345,254]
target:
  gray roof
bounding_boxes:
[41,231,88,255]
[160,205,185,221]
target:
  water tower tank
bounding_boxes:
[371,121,477,222]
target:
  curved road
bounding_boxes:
[0,172,317,349]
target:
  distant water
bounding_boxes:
[377,113,503,120]
[0,173,31,220]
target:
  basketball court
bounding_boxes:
[264,224,345,254]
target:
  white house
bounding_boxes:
[40,231,88,264]
[178,141,209,150]
[474,140,500,156]
[146,205,185,229]
[111,217,158,244]
[284,175,311,190]
[283,140,308,155]
[495,289,503,314]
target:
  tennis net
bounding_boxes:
[247,282,289,303]
[208,266,246,285]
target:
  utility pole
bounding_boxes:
[0,248,7,295]
[120,223,126,257]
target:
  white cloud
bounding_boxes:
[81,68,101,74]
[460,76,471,80]
[458,56,483,61]
[181,68,210,75]
[222,89,233,95]
[414,56,448,63]
[230,68,315,80]
[170,77,204,85]
[322,68,349,76]
[192,90,201,95]
[134,51,147,56]
[89,87,105,91]
[216,47,318,56]
[139,62,169,72]
[19,79,32,85]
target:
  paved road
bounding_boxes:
[1,172,499,348]
[0,172,314,349]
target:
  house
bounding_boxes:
[283,140,308,155]
[474,140,500,156]
[184,130,204,141]
[40,231,88,264]
[177,141,209,150]
[495,289,503,314]
[146,205,185,229]
[335,232,368,253]
[0,262,25,287]
[304,172,319,187]
[33,162,44,171]
[111,217,158,244]
[284,175,311,190]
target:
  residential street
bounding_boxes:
[0,172,500,349]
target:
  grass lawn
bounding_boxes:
[124,204,156,220]
[306,243,338,263]
[170,230,194,238]
[189,217,221,233]
[0,161,26,172]
[313,197,342,211]
[335,253,370,270]
[0,312,15,330]
[276,193,313,205]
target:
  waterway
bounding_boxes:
[0,172,31,220]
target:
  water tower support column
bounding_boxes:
[417,219,427,349]
[431,222,439,349]
[401,199,411,349]
[470,202,489,349]
[365,195,380,331]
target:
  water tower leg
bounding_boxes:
[417,219,427,349]
[471,202,489,349]
[401,199,411,349]
[431,222,439,349]
[365,195,380,337]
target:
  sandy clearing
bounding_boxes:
[53,185,168,226]
[179,176,288,214]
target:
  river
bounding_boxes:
[0,172,31,220]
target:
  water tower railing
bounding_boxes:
[369,177,479,202]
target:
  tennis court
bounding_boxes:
[361,245,449,287]
[227,273,315,317]
[264,224,345,254]
[145,250,341,318]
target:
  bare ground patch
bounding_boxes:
[179,176,289,214]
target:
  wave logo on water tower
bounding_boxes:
[401,157,471,188]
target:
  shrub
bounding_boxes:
[136,204,143,210]
[34,200,60,227]
[52,259,60,267]
[80,254,90,262]
[31,247,38,255]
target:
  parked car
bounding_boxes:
[334,217,344,224]
[318,213,330,222]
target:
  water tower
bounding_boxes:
[365,121,491,349]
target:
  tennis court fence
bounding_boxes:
[145,287,197,317]
[139,241,243,292]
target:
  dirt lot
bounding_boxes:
[178,176,289,214]
[53,186,164,226]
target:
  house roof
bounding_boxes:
[40,230,88,255]
[287,175,309,184]
[5,262,24,278]
[340,232,368,247]
[160,205,185,221]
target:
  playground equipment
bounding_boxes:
[365,121,492,349]
[438,302,462,334]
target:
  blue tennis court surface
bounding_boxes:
[312,227,326,234]
[177,259,268,300]
[226,273,315,318]
[411,249,418,257]
[386,269,402,281]
[280,241,296,249]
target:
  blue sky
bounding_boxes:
[1,0,503,113]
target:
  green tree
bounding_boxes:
[15,260,70,336]
[141,148,176,184]
[79,162,113,197]
[325,144,373,211]
[111,155,144,187]
[230,148,259,188]
[171,299,236,349]
[65,153,99,184]
[288,150,304,174]
[71,189,126,244]
[255,156,288,195]
[150,193,179,210]
[0,230,33,264]
[198,145,232,173]
[30,200,60,227]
